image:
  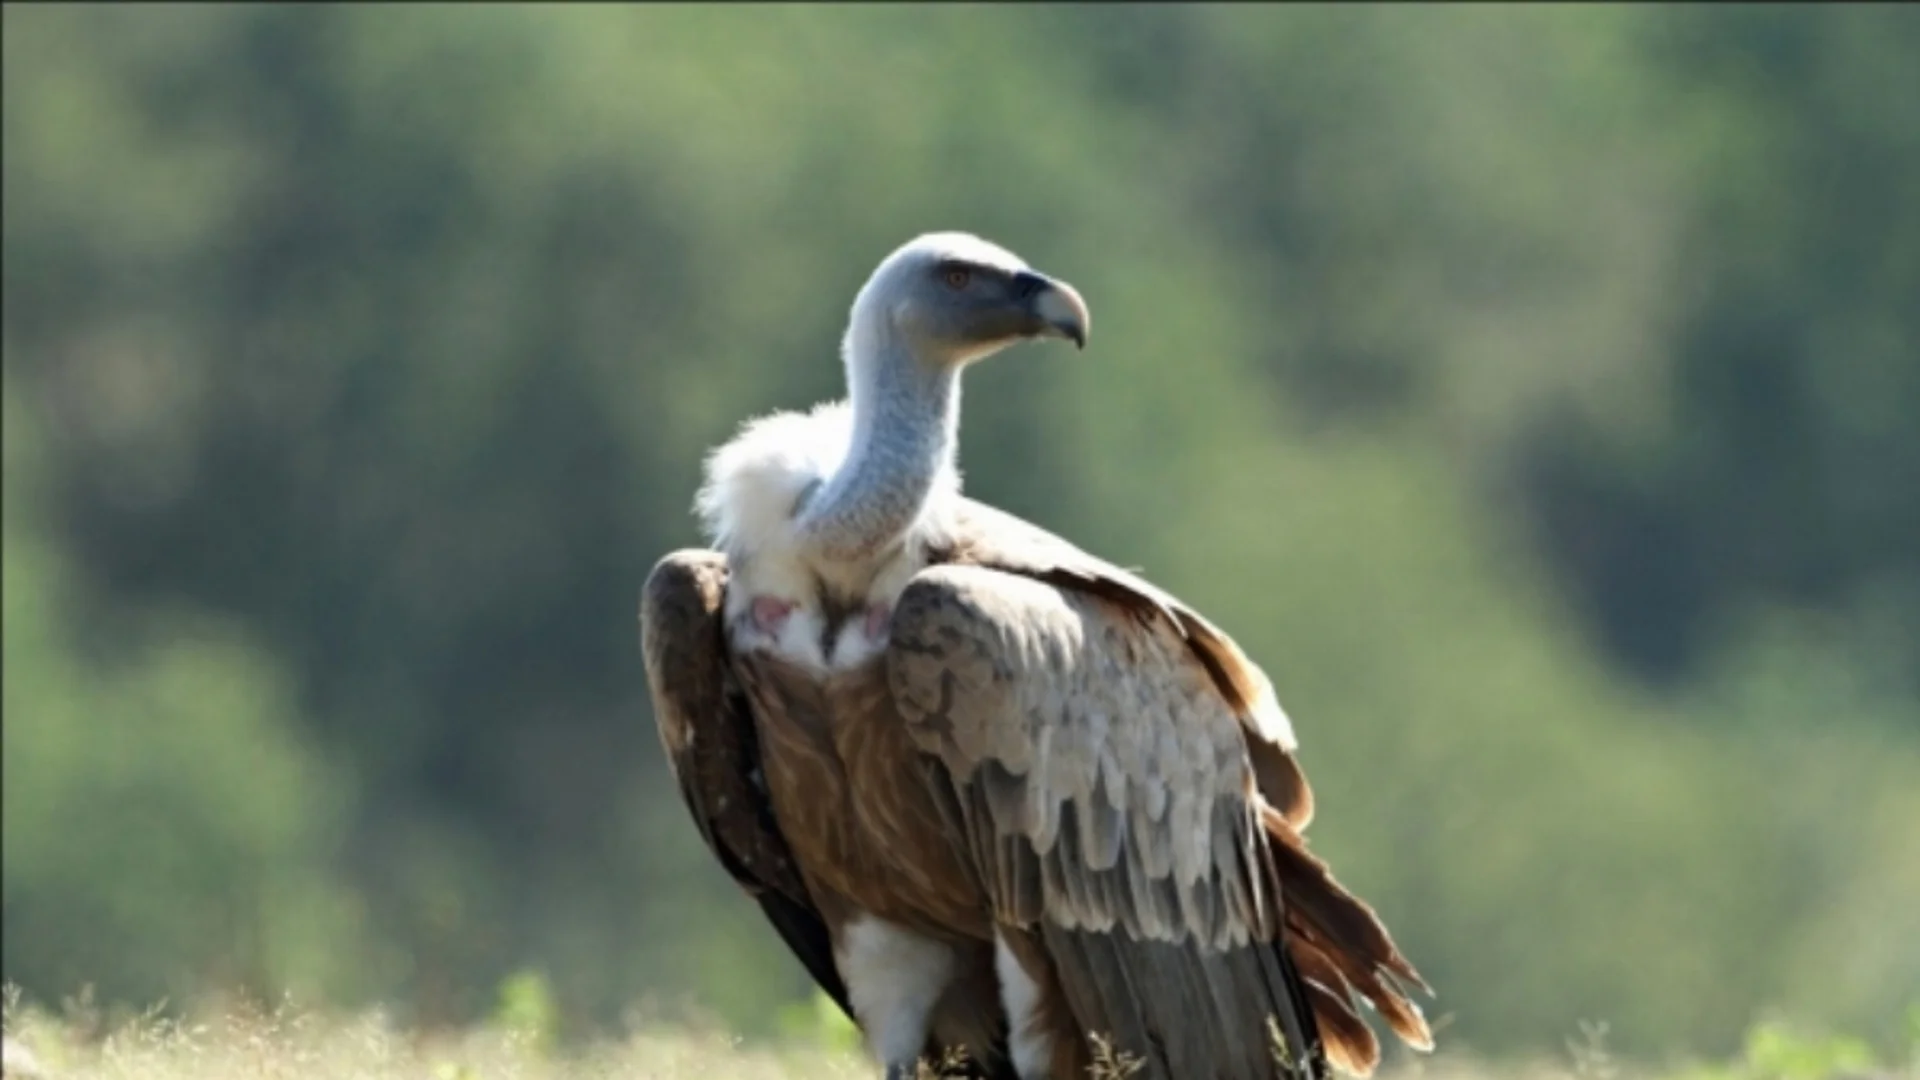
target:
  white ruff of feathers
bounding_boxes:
[694,398,963,564]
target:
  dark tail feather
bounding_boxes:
[1041,924,1329,1079]
[1290,936,1383,1076]
[1262,808,1434,1067]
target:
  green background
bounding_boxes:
[4,3,1916,1068]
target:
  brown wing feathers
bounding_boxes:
[942,499,1315,832]
[1263,809,1434,1073]
[908,498,1432,1077]
[643,550,1015,1080]
[640,551,854,1018]
[890,564,1333,1078]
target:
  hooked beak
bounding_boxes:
[1017,271,1090,350]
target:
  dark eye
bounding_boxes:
[942,266,971,290]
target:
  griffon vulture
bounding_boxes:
[641,233,1433,1080]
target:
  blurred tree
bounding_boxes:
[1518,6,1920,691]
[2,388,368,1012]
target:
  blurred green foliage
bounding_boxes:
[773,987,863,1058]
[2,3,1916,1067]
[1671,1013,1913,1080]
[490,968,559,1058]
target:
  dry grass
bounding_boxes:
[0,1000,1544,1080]
[2,986,1908,1080]
[0,984,868,1080]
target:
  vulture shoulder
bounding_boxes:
[938,498,1313,829]
[639,549,852,1016]
[888,500,1432,1077]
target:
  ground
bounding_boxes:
[1,985,1909,1080]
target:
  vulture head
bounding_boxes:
[847,232,1090,369]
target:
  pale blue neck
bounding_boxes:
[798,328,958,562]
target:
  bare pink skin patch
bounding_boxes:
[751,596,796,636]
[863,602,891,641]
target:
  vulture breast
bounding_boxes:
[730,647,991,940]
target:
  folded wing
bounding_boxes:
[640,550,853,1017]
[887,563,1329,1078]
[892,504,1435,1077]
